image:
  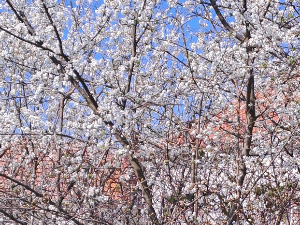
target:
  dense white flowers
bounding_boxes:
[0,0,300,224]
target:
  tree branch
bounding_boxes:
[5,0,36,35]
[0,209,27,225]
[69,71,99,111]
[0,173,83,225]
[0,26,55,53]
[209,0,245,42]
[42,1,68,60]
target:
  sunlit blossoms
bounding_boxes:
[0,0,300,224]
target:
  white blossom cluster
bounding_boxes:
[0,0,300,224]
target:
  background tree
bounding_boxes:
[0,0,300,224]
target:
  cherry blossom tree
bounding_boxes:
[0,0,300,224]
